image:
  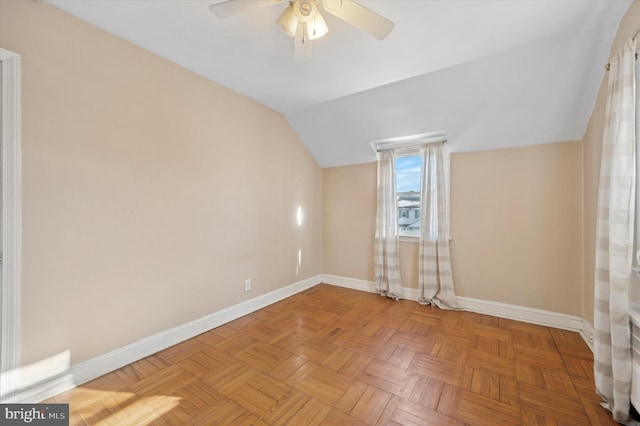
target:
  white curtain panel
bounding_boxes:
[418,142,459,309]
[375,150,404,299]
[594,38,637,424]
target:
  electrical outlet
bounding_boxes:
[244,279,251,292]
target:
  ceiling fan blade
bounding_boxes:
[209,0,283,19]
[322,0,393,40]
[294,23,313,62]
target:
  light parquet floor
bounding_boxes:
[46,284,618,425]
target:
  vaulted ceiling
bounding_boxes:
[44,0,631,167]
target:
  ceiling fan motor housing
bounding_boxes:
[295,0,318,23]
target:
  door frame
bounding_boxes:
[0,48,22,403]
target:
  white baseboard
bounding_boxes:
[321,274,593,349]
[455,296,583,331]
[319,275,375,293]
[10,275,322,403]
[581,318,595,352]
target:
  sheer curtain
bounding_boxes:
[594,38,637,424]
[417,142,459,309]
[375,150,404,299]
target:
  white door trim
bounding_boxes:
[0,48,22,403]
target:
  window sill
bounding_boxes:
[398,236,454,243]
[399,235,419,243]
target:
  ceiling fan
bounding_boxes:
[209,0,394,61]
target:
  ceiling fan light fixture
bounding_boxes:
[276,3,298,37]
[306,12,328,40]
[210,0,393,60]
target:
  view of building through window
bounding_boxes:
[396,155,421,232]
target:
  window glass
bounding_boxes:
[396,155,422,235]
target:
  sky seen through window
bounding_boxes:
[396,156,421,193]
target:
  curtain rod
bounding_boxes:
[605,26,640,71]
[375,138,447,152]
[370,131,447,153]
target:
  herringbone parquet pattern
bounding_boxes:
[46,284,617,425]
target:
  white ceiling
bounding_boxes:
[44,0,631,168]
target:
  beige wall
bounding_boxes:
[1,0,322,366]
[322,162,420,288]
[582,0,640,326]
[323,141,584,316]
[451,142,583,315]
[322,162,376,281]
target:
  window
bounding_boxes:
[372,130,450,240]
[396,154,422,236]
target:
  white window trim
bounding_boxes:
[399,231,420,244]
[369,130,447,154]
[0,48,22,403]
